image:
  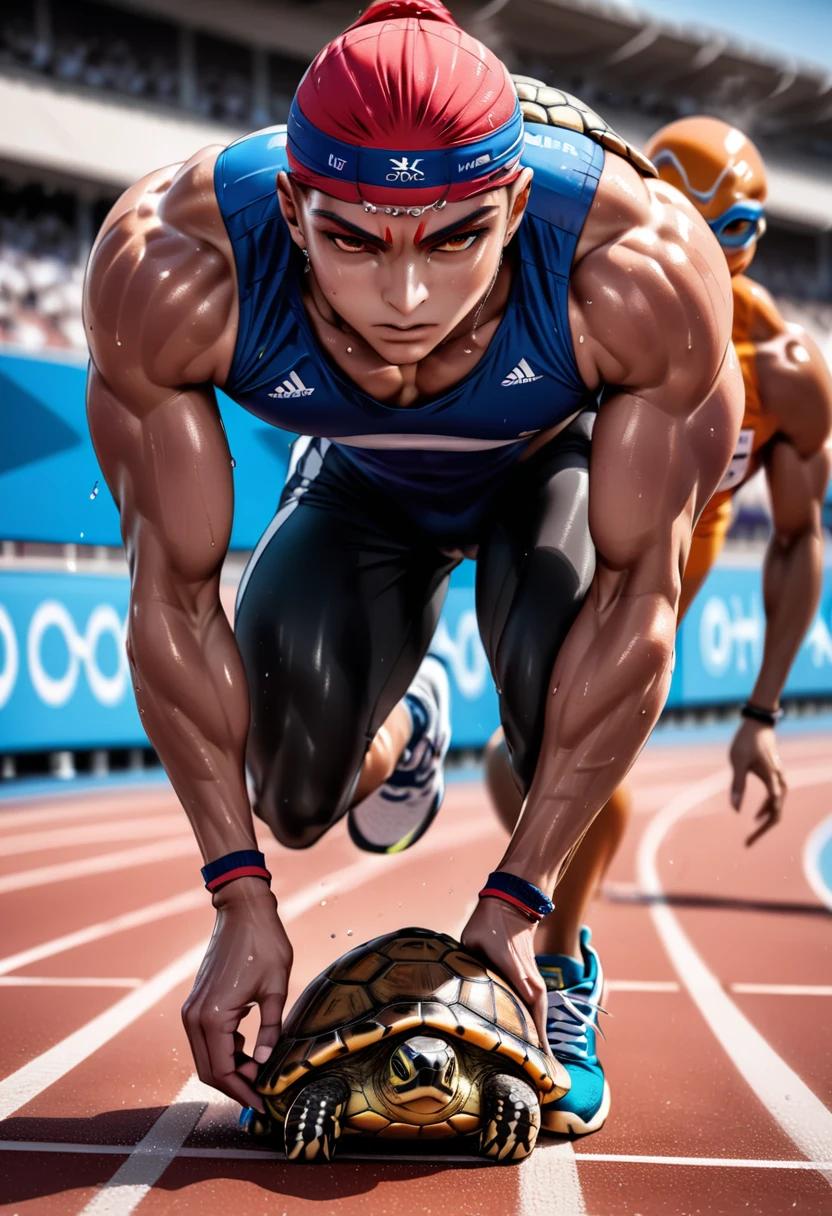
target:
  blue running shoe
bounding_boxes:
[537,927,610,1137]
[348,655,451,854]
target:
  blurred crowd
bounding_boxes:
[1,7,179,106]
[0,194,86,352]
[0,3,291,128]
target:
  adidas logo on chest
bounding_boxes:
[268,370,315,399]
[501,358,543,387]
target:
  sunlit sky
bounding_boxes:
[612,0,832,69]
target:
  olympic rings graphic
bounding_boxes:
[0,605,19,710]
[23,600,129,709]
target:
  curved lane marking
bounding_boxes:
[638,767,832,1185]
[803,815,832,914]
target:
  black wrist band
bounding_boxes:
[201,850,272,893]
[741,702,783,728]
[479,871,555,921]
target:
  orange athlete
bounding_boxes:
[485,116,832,1136]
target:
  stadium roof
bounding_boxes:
[492,0,832,150]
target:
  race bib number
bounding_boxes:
[716,428,754,493]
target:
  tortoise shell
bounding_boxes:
[257,927,568,1108]
[512,75,657,180]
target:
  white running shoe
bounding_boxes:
[348,655,451,854]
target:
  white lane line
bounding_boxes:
[0,889,204,977]
[518,1138,586,1215]
[0,816,187,858]
[78,1075,215,1216]
[0,977,142,989]
[606,979,680,993]
[6,1139,832,1171]
[804,815,832,913]
[731,984,832,997]
[0,943,206,1121]
[638,767,832,1186]
[576,1153,832,1169]
[0,838,196,896]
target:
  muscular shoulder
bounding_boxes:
[732,274,783,342]
[570,155,733,408]
[84,145,238,404]
[727,275,832,455]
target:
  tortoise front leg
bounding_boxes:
[478,1072,541,1163]
[284,1074,351,1163]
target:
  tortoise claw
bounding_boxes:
[284,1075,350,1164]
[478,1073,541,1164]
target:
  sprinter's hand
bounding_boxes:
[182,878,292,1110]
[729,719,787,847]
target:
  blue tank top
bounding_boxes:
[214,122,604,536]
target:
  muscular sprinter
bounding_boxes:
[84,1,742,1117]
[487,116,832,1134]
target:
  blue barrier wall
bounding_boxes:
[0,349,291,549]
[2,562,832,754]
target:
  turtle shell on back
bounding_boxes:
[512,75,657,180]
[257,927,569,1105]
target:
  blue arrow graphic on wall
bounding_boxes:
[0,368,81,475]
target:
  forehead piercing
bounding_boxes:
[361,199,446,215]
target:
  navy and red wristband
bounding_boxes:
[201,850,272,894]
[478,871,554,922]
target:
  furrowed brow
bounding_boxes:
[418,206,500,247]
[309,209,391,247]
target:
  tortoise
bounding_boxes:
[245,927,569,1163]
[511,74,658,180]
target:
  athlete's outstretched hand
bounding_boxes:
[729,719,787,847]
[182,878,292,1110]
[461,898,549,1054]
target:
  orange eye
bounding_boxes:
[432,232,480,253]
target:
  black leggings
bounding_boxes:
[234,414,596,848]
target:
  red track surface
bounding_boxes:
[1,732,831,1215]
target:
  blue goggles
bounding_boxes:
[707,200,765,250]
[287,97,525,194]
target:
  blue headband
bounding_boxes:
[707,200,765,250]
[287,97,525,193]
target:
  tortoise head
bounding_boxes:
[383,1035,459,1114]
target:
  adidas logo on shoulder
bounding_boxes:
[268,370,315,399]
[501,358,542,387]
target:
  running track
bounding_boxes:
[1,730,831,1215]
